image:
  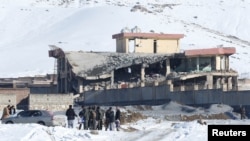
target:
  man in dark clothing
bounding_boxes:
[89,106,97,130]
[65,105,77,128]
[9,105,16,115]
[108,107,115,131]
[115,107,121,131]
[96,106,104,130]
[78,105,86,130]
[105,107,111,131]
[240,106,247,119]
[83,107,90,130]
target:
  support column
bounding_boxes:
[227,77,232,90]
[141,65,145,82]
[94,85,99,90]
[233,76,238,90]
[221,77,227,91]
[78,79,83,93]
[110,70,114,86]
[154,81,159,86]
[221,78,225,84]
[196,57,200,72]
[194,84,198,90]
[225,56,229,70]
[165,59,170,76]
[216,78,221,89]
[206,74,213,89]
[169,84,173,92]
[180,85,185,91]
[13,80,17,88]
[167,80,173,92]
[222,84,227,91]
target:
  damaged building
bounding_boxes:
[48,29,238,98]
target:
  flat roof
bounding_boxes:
[112,32,184,40]
[184,47,236,56]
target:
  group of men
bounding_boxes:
[65,105,121,131]
[1,105,16,120]
[104,106,121,131]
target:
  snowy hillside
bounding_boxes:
[1,0,250,78]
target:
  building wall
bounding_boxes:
[0,91,75,111]
[116,38,127,53]
[82,85,250,107]
[0,94,16,110]
[116,38,180,53]
[29,93,74,111]
[135,39,154,53]
[157,40,179,53]
[0,88,30,109]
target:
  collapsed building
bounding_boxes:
[49,27,238,96]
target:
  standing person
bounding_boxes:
[78,105,86,130]
[105,107,111,131]
[115,107,121,131]
[65,105,77,128]
[84,107,90,130]
[9,105,16,115]
[1,105,10,120]
[89,106,97,130]
[96,106,104,130]
[240,106,247,119]
[108,107,115,131]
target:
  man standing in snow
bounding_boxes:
[65,105,77,128]
[89,106,97,130]
[108,107,115,131]
[115,107,121,131]
[105,107,115,131]
[240,106,247,119]
[96,106,104,130]
[105,107,111,131]
[78,105,86,130]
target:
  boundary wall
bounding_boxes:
[82,85,250,107]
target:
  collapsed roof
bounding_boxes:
[49,47,237,80]
[65,51,173,79]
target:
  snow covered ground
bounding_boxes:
[0,102,249,141]
[1,1,250,140]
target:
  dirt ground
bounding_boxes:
[119,105,232,124]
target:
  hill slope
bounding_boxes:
[1,0,250,78]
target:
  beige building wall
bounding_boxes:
[0,94,16,110]
[135,39,154,53]
[0,88,30,109]
[29,93,74,111]
[157,40,179,53]
[116,38,180,54]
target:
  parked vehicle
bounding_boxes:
[1,110,63,126]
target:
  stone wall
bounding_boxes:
[0,88,29,109]
[0,94,16,110]
[29,93,74,111]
